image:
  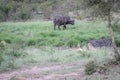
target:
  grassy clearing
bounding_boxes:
[0,45,114,72]
[23,47,114,65]
[0,20,119,71]
[0,20,112,47]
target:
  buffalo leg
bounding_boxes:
[63,25,66,30]
[58,25,61,30]
[54,24,56,30]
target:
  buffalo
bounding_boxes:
[53,16,75,30]
[87,39,112,47]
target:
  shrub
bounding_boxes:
[85,61,97,75]
[97,65,109,74]
[10,49,21,58]
[12,5,32,21]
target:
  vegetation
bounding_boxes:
[0,44,114,72]
[0,21,120,47]
[82,0,120,61]
[0,1,120,80]
[0,20,120,71]
[0,21,111,47]
[0,43,26,71]
[85,61,97,75]
[0,0,82,21]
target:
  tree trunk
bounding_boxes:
[108,8,120,61]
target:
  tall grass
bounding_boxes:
[0,20,113,47]
[0,20,119,71]
[0,44,27,71]
[0,45,114,71]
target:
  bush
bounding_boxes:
[97,65,109,74]
[10,49,21,58]
[12,4,32,21]
[85,61,97,75]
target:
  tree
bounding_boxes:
[0,0,39,21]
[82,0,120,61]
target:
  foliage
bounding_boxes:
[12,4,32,20]
[0,43,27,71]
[0,34,115,72]
[82,0,120,61]
[112,20,120,34]
[0,0,36,21]
[82,0,120,19]
[85,61,97,75]
[97,64,109,74]
[0,0,84,21]
[115,38,120,46]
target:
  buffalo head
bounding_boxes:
[67,19,75,25]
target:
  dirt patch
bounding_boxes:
[0,58,120,80]
[0,61,86,80]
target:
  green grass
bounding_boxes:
[0,20,113,47]
[0,20,120,71]
[0,45,114,71]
